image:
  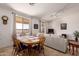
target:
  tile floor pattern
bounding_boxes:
[0,46,78,56]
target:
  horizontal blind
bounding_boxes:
[16,16,22,23]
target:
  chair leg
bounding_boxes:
[26,49,29,56]
[12,49,15,55]
[42,47,45,56]
[14,49,20,56]
[23,50,28,56]
[40,47,45,56]
[32,49,36,56]
[12,48,17,56]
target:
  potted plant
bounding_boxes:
[73,31,79,42]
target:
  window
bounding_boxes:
[16,23,29,29]
[15,16,30,34]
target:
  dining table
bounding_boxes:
[69,40,79,55]
[17,36,40,44]
[17,36,40,55]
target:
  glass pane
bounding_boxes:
[23,24,29,29]
[16,23,22,29]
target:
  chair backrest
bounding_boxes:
[39,36,45,46]
[12,35,21,49]
[15,39,21,49]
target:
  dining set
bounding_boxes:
[12,35,45,56]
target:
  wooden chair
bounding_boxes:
[32,36,45,56]
[39,36,45,55]
[12,36,28,56]
[12,36,22,56]
[12,35,17,55]
[31,42,40,55]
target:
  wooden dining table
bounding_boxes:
[17,36,40,55]
[17,36,40,44]
[69,40,79,55]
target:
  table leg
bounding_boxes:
[69,43,70,51]
[28,47,30,56]
[28,45,31,56]
[72,45,75,55]
[69,44,72,55]
[76,46,78,55]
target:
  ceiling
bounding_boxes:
[0,3,74,21]
[1,3,79,21]
[5,3,67,18]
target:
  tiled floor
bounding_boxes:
[0,46,76,56]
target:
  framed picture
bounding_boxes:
[34,24,38,29]
[61,23,67,30]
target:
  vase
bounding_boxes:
[75,37,78,42]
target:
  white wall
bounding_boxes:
[0,8,14,48]
[48,4,79,39]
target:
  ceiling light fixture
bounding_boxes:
[29,3,35,6]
